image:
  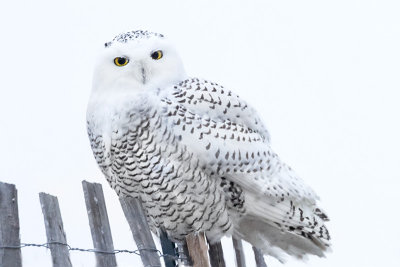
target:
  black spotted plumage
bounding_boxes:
[87,30,331,261]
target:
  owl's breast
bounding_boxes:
[87,97,234,241]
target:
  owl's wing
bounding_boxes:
[167,78,270,142]
[159,78,330,254]
[160,78,316,202]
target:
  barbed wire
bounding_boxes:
[0,241,182,261]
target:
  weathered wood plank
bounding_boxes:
[0,182,22,267]
[232,238,246,267]
[39,192,72,267]
[208,241,226,267]
[176,241,191,266]
[186,233,210,267]
[82,181,117,267]
[159,230,176,267]
[252,246,267,267]
[119,197,161,267]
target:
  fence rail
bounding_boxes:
[0,181,267,267]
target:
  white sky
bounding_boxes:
[1,0,400,266]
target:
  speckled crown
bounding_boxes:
[105,30,164,48]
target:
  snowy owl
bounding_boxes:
[87,30,331,261]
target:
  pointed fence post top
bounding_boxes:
[39,192,72,267]
[119,197,161,267]
[82,180,117,267]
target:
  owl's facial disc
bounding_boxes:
[93,34,186,93]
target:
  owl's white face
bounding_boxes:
[92,36,186,94]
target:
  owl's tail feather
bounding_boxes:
[231,187,331,262]
[233,216,330,262]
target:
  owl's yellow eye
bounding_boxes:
[151,50,163,60]
[114,57,129,66]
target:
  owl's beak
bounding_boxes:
[141,66,146,84]
[131,61,148,85]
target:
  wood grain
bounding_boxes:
[39,192,72,267]
[0,182,22,267]
[82,181,117,267]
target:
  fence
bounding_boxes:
[0,181,267,267]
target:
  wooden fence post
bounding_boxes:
[119,197,161,267]
[232,238,246,267]
[39,193,72,267]
[159,230,176,267]
[176,240,191,266]
[82,181,117,267]
[252,246,267,267]
[0,182,22,267]
[208,241,226,267]
[186,233,210,267]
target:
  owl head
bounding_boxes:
[92,30,186,94]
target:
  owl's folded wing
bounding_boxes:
[164,78,270,142]
[160,78,318,204]
[158,79,331,256]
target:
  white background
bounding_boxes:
[1,0,399,266]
